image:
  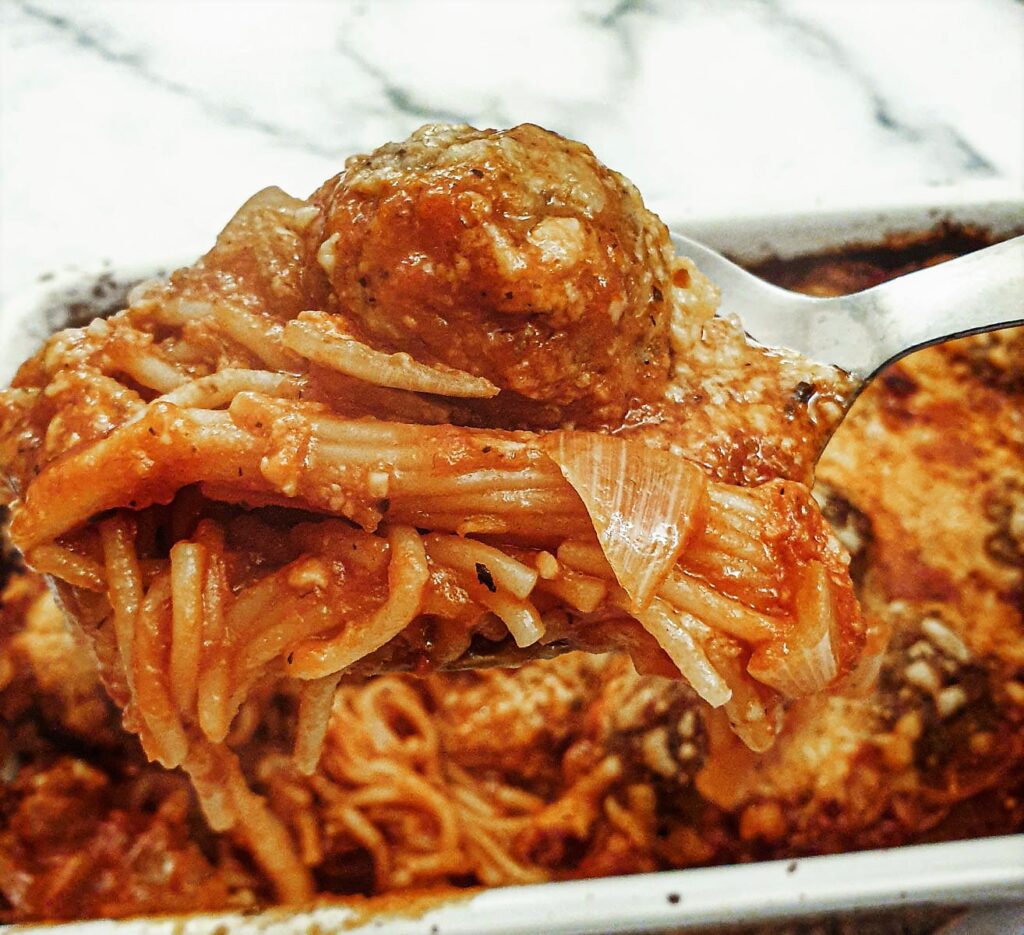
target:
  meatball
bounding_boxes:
[312,123,692,422]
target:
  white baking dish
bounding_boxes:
[10,836,1020,934]
[3,196,1022,933]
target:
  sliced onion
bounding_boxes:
[543,433,706,613]
[748,561,839,698]
[703,636,779,753]
[633,598,732,707]
[839,615,891,696]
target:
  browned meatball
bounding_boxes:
[311,123,686,422]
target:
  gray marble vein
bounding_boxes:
[12,0,342,158]
[761,0,996,177]
[1,0,1020,306]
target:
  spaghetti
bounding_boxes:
[0,124,865,901]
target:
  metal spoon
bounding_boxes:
[671,230,1024,401]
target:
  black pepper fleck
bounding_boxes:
[475,562,497,592]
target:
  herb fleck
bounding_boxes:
[475,562,497,592]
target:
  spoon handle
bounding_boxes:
[824,235,1024,379]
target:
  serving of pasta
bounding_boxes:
[0,124,874,906]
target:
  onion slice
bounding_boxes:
[631,598,732,707]
[748,561,840,697]
[839,615,891,696]
[543,432,706,612]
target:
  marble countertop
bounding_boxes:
[1,0,1022,306]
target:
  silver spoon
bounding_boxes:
[671,230,1024,394]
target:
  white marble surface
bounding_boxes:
[1,0,1022,305]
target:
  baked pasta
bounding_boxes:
[0,125,866,902]
[1,224,1019,923]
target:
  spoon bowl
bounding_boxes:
[671,231,1024,393]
